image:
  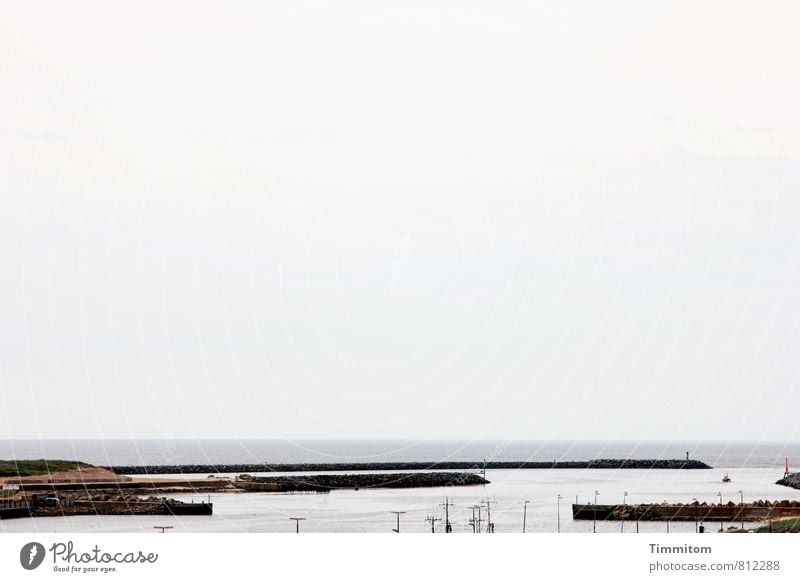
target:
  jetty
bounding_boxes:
[106,459,711,474]
[0,496,211,520]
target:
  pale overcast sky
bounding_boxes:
[2,2,800,441]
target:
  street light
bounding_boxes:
[391,511,406,533]
[289,517,306,533]
[717,492,724,532]
[593,491,599,533]
[522,500,530,533]
[738,490,744,531]
[692,498,698,533]
[557,494,563,533]
[621,492,628,533]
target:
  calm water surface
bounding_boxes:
[2,440,797,533]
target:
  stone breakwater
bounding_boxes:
[777,473,800,490]
[236,472,488,492]
[107,459,711,474]
[573,500,800,522]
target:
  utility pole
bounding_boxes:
[484,498,496,533]
[522,500,529,533]
[440,498,454,533]
[467,505,481,533]
[425,515,441,533]
[391,511,406,533]
[289,517,306,533]
[557,494,563,533]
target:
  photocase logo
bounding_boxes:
[20,542,46,570]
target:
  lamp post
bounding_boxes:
[593,491,599,533]
[738,490,744,531]
[557,494,563,533]
[717,492,724,532]
[289,517,306,533]
[522,500,530,533]
[391,511,406,533]
[692,498,698,533]
[621,492,628,533]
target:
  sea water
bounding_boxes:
[1,440,798,533]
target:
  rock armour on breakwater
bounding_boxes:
[777,473,800,489]
[573,500,800,522]
[107,459,711,474]
[237,472,488,492]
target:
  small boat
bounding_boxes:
[722,473,731,483]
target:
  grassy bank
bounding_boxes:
[755,519,800,533]
[0,459,94,477]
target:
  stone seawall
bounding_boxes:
[108,459,711,475]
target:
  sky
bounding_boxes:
[1,2,800,442]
